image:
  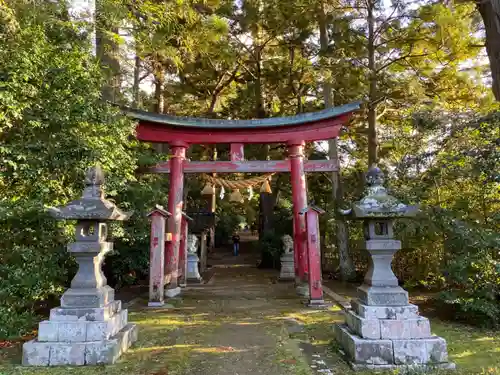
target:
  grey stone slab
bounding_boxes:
[393,336,450,365]
[61,286,115,308]
[85,309,126,341]
[58,322,87,342]
[85,339,120,365]
[357,284,409,306]
[117,323,139,354]
[49,343,86,366]
[22,340,51,366]
[120,308,128,328]
[165,286,181,298]
[393,339,428,365]
[427,336,449,363]
[351,299,419,320]
[38,321,58,342]
[50,300,121,321]
[380,317,431,339]
[84,323,138,365]
[295,282,310,298]
[345,310,380,339]
[85,321,111,341]
[350,362,456,371]
[334,324,393,365]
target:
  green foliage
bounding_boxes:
[0,0,139,338]
[258,204,293,269]
[0,0,498,339]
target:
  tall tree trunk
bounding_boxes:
[154,63,165,113]
[367,0,378,165]
[95,0,120,102]
[477,0,500,101]
[132,55,141,108]
[254,36,273,235]
[319,1,356,281]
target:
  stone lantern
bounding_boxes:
[334,165,454,371]
[22,166,137,366]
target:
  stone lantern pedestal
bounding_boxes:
[334,166,454,371]
[22,166,137,366]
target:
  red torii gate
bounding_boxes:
[127,101,360,302]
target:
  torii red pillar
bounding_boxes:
[288,142,309,295]
[165,142,187,298]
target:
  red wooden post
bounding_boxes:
[288,142,309,295]
[147,206,171,307]
[178,215,188,287]
[165,143,187,298]
[302,206,326,307]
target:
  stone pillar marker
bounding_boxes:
[334,165,454,371]
[186,234,202,282]
[148,205,171,307]
[199,230,208,274]
[279,235,295,281]
[23,166,138,367]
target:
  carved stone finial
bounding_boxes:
[365,164,385,187]
[84,165,105,186]
[48,165,131,221]
[83,166,105,199]
[349,164,418,218]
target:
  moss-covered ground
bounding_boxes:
[0,246,498,375]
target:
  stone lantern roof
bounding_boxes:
[48,166,131,221]
[348,165,418,219]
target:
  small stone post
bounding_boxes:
[200,230,208,274]
[23,166,138,367]
[148,205,171,307]
[334,165,454,371]
[186,234,202,282]
[279,235,295,281]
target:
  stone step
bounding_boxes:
[50,300,121,322]
[344,308,432,340]
[333,323,454,370]
[351,299,419,320]
[38,308,128,342]
[23,323,138,366]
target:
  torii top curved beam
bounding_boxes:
[125,101,361,145]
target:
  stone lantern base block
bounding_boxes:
[187,254,201,281]
[23,323,137,366]
[61,286,115,308]
[295,282,310,298]
[351,299,418,320]
[334,323,453,370]
[279,253,295,281]
[357,285,409,306]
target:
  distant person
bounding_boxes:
[232,233,240,256]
